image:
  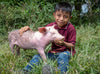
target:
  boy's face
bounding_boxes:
[53,10,71,28]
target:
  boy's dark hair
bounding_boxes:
[55,2,72,15]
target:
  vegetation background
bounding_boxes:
[0,0,100,74]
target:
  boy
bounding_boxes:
[21,2,76,74]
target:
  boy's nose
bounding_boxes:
[60,16,63,20]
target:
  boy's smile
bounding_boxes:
[53,10,71,28]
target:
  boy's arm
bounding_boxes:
[19,26,32,36]
[63,41,75,49]
[54,39,75,50]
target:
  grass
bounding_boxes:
[68,23,100,74]
[0,23,100,74]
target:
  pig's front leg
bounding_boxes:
[37,48,47,63]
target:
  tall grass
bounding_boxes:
[0,0,55,34]
[68,24,100,74]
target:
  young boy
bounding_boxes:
[21,2,76,74]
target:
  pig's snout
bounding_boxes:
[59,36,65,41]
[61,37,65,41]
[57,36,65,41]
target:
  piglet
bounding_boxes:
[8,25,64,60]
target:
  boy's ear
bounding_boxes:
[70,16,72,19]
[53,12,55,16]
[38,27,46,34]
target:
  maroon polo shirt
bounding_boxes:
[46,22,76,56]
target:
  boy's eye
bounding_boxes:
[57,14,61,17]
[64,15,68,18]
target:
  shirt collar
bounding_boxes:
[54,22,69,30]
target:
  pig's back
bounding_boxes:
[22,30,35,38]
[9,30,36,49]
[17,30,36,48]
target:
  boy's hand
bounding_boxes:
[19,26,32,36]
[54,38,64,46]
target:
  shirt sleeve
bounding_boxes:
[67,28,76,45]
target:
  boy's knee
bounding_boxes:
[58,51,71,60]
[33,54,41,59]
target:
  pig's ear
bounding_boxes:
[38,27,46,34]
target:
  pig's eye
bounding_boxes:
[48,28,50,30]
[51,32,55,34]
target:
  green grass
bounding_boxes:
[0,23,100,74]
[68,24,100,74]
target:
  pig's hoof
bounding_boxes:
[42,64,55,74]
